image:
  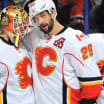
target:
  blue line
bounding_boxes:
[85,0,89,35]
[4,0,8,8]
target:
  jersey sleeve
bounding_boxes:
[0,62,9,92]
[62,31,103,104]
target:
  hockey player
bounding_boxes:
[0,5,35,104]
[29,0,103,104]
[88,33,104,104]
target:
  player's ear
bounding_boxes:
[51,9,56,18]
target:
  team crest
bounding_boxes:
[97,60,104,77]
[15,57,33,89]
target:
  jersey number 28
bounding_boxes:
[81,44,93,60]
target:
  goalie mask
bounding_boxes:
[0,5,29,47]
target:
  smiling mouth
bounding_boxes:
[42,25,48,30]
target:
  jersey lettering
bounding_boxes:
[35,47,57,76]
[76,33,87,41]
[81,44,93,60]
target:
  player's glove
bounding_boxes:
[78,99,96,104]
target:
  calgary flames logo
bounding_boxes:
[97,60,104,78]
[36,47,57,76]
[15,57,32,89]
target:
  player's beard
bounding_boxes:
[39,18,54,34]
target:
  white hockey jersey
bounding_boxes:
[88,33,104,104]
[0,39,35,104]
[33,27,103,104]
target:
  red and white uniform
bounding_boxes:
[88,33,104,104]
[0,39,35,104]
[33,27,103,104]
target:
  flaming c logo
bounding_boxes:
[36,47,57,76]
[15,57,32,89]
[97,60,104,77]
